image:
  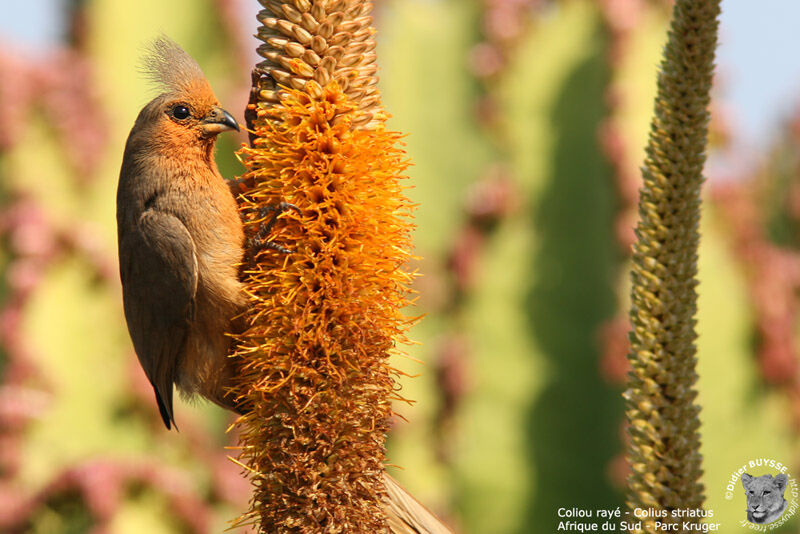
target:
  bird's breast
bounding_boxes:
[186,184,243,263]
[182,178,246,311]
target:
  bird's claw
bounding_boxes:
[250,239,292,255]
[250,202,301,256]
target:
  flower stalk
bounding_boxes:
[230,1,450,532]
[624,0,721,531]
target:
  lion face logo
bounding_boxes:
[742,473,788,524]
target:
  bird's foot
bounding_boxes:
[248,202,301,256]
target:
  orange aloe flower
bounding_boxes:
[230,1,419,531]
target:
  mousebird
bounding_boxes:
[117,37,245,429]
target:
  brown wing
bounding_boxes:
[119,209,198,429]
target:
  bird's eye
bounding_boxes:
[171,105,191,120]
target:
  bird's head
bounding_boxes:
[136,37,239,152]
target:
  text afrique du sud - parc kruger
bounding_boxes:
[557,507,720,532]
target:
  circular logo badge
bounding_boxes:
[724,458,798,530]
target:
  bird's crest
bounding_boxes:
[141,36,212,97]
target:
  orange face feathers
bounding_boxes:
[135,37,239,151]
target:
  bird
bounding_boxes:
[117,36,245,429]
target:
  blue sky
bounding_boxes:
[717,0,800,151]
[1,0,66,51]
[1,0,799,153]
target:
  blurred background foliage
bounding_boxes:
[0,0,799,533]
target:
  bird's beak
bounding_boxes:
[200,106,240,135]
